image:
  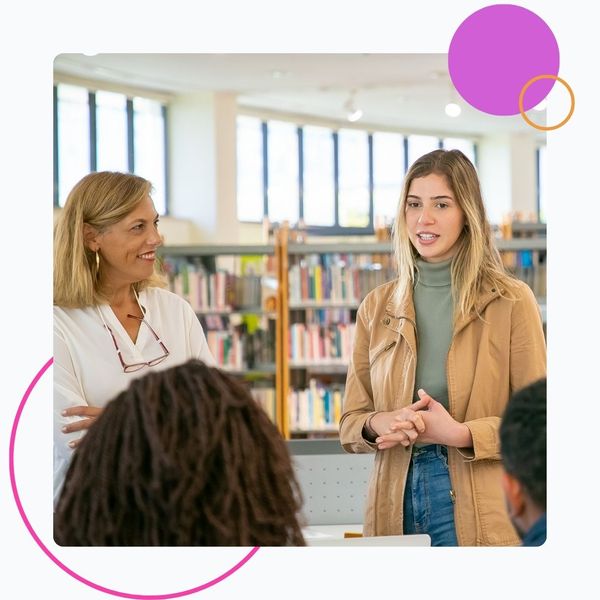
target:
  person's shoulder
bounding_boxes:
[360,279,398,316]
[53,304,87,326]
[144,287,192,310]
[498,278,537,305]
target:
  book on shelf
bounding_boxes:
[199,314,276,371]
[500,249,546,298]
[162,255,277,313]
[289,380,344,433]
[288,253,396,305]
[289,322,355,365]
[250,386,277,424]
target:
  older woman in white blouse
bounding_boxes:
[53,171,214,505]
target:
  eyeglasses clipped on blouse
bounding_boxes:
[96,304,170,373]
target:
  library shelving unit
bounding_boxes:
[159,227,546,442]
[158,243,283,430]
[499,221,547,324]
[279,230,547,440]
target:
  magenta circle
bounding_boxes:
[9,358,260,599]
[448,4,560,116]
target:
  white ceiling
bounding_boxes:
[54,53,546,139]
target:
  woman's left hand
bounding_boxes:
[61,406,103,448]
[390,389,473,448]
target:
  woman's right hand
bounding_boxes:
[370,396,431,450]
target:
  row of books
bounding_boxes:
[199,316,276,369]
[288,254,396,305]
[163,258,275,312]
[205,330,245,370]
[251,387,276,424]
[289,322,355,363]
[288,381,344,432]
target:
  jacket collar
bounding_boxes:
[384,279,503,334]
[453,283,504,335]
[384,285,415,322]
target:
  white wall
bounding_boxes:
[477,131,539,226]
[168,91,241,244]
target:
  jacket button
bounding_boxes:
[383,317,390,325]
[491,288,496,293]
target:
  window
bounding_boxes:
[302,125,335,226]
[236,116,264,222]
[134,98,167,215]
[235,117,486,234]
[442,137,476,165]
[372,132,405,226]
[337,128,370,228]
[266,120,299,225]
[56,84,90,206]
[54,83,168,213]
[96,90,128,172]
[407,134,440,167]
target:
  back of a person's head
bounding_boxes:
[54,360,305,546]
[500,378,546,510]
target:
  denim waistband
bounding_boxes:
[411,444,448,458]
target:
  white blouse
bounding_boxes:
[53,287,215,505]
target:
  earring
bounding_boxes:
[95,251,100,278]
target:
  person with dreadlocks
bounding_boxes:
[54,359,305,546]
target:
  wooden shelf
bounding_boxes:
[221,365,276,376]
[289,301,360,310]
[289,362,349,374]
[159,244,275,256]
[196,307,276,316]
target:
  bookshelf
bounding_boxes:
[159,228,546,441]
[158,243,281,430]
[280,231,547,440]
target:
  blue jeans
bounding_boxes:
[403,444,458,547]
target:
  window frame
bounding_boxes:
[237,113,477,236]
[53,84,170,215]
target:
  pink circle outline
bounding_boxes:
[9,357,260,599]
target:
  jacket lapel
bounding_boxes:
[383,284,417,359]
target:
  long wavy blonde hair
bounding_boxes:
[54,171,166,308]
[392,149,518,320]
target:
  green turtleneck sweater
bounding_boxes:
[412,258,453,411]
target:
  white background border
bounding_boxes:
[2,1,598,598]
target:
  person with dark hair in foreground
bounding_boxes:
[499,378,546,546]
[54,360,305,546]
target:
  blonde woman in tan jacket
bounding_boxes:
[339,149,546,546]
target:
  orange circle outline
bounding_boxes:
[519,74,575,131]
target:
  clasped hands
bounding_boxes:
[371,389,471,450]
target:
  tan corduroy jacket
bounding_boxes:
[339,277,546,546]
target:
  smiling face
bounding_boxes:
[405,172,466,263]
[91,195,162,290]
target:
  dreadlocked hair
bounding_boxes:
[54,360,306,546]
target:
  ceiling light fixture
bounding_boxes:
[445,79,462,118]
[445,102,462,117]
[344,90,363,122]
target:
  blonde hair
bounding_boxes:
[392,149,518,320]
[54,171,166,308]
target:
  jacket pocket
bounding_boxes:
[470,460,520,546]
[369,340,396,368]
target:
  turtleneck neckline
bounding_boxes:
[415,257,453,287]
